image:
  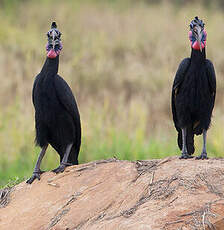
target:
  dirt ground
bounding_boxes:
[1,157,224,230]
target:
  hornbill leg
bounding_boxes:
[26,144,48,184]
[179,128,193,159]
[52,143,73,174]
[196,129,208,160]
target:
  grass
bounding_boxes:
[1,0,224,187]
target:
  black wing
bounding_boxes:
[205,59,216,100]
[171,58,191,131]
[32,74,39,106]
[54,75,81,148]
[54,75,80,119]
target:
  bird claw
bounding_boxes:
[26,170,42,184]
[196,153,208,160]
[179,153,194,159]
[52,164,66,174]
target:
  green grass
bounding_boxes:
[1,0,224,187]
[0,104,222,187]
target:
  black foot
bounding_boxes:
[196,153,208,160]
[26,170,45,184]
[179,153,194,159]
[52,163,67,173]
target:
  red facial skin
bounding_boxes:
[188,30,207,51]
[46,41,63,59]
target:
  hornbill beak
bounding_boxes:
[195,26,203,52]
[51,30,57,50]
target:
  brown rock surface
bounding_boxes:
[1,157,224,230]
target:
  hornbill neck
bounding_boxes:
[190,48,206,65]
[41,55,59,76]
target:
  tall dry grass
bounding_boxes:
[1,0,224,186]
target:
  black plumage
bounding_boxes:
[34,57,81,162]
[27,22,81,184]
[171,17,216,159]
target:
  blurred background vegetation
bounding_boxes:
[1,0,224,186]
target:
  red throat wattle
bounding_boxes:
[188,30,207,51]
[192,40,206,50]
[47,49,58,59]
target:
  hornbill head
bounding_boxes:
[189,16,207,52]
[46,22,62,59]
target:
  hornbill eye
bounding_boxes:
[47,44,53,50]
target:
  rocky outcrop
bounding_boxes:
[1,157,224,230]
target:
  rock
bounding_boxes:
[1,157,224,230]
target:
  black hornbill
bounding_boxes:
[27,22,81,184]
[171,16,216,160]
